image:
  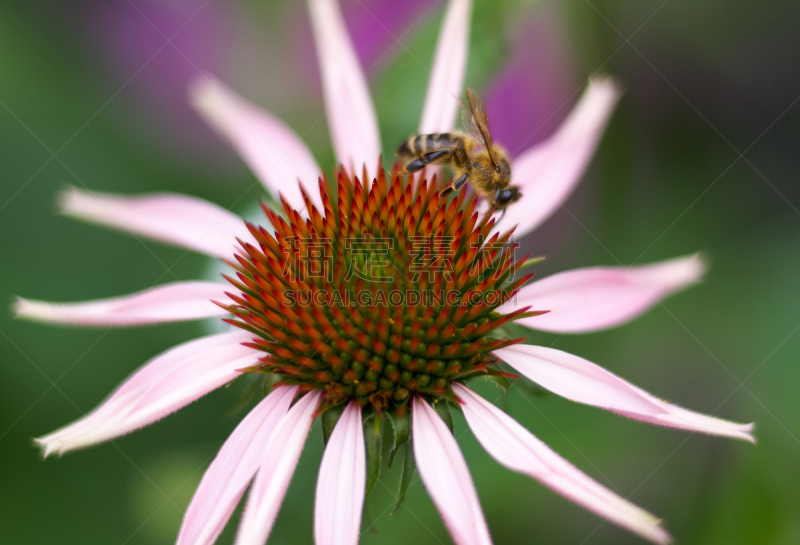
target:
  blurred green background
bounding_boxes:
[1,0,798,543]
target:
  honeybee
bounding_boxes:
[397,88,521,209]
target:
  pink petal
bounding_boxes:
[35,332,256,456]
[307,0,381,178]
[501,78,621,238]
[500,254,707,333]
[454,384,671,544]
[59,186,255,258]
[177,385,298,545]
[412,397,492,545]
[14,281,229,327]
[315,401,365,545]
[495,344,755,442]
[419,0,472,133]
[189,76,322,211]
[235,390,322,545]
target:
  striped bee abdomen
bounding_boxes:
[397,133,470,173]
[399,133,457,154]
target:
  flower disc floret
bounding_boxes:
[221,164,538,415]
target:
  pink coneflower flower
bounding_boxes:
[17,1,754,544]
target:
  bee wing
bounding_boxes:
[466,88,498,168]
[460,99,484,143]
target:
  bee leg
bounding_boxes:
[422,150,453,163]
[406,149,456,173]
[453,172,468,190]
[405,158,426,172]
[440,172,468,199]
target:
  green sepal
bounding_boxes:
[485,374,511,393]
[321,404,345,445]
[364,413,383,497]
[500,321,538,340]
[361,498,377,534]
[435,400,454,434]
[225,374,267,418]
[387,411,411,469]
[492,324,513,339]
[393,440,416,513]
[518,378,552,398]
[262,373,279,396]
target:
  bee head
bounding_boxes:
[493,185,522,209]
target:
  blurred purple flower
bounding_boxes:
[86,0,235,161]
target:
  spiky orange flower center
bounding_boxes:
[222,164,536,415]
